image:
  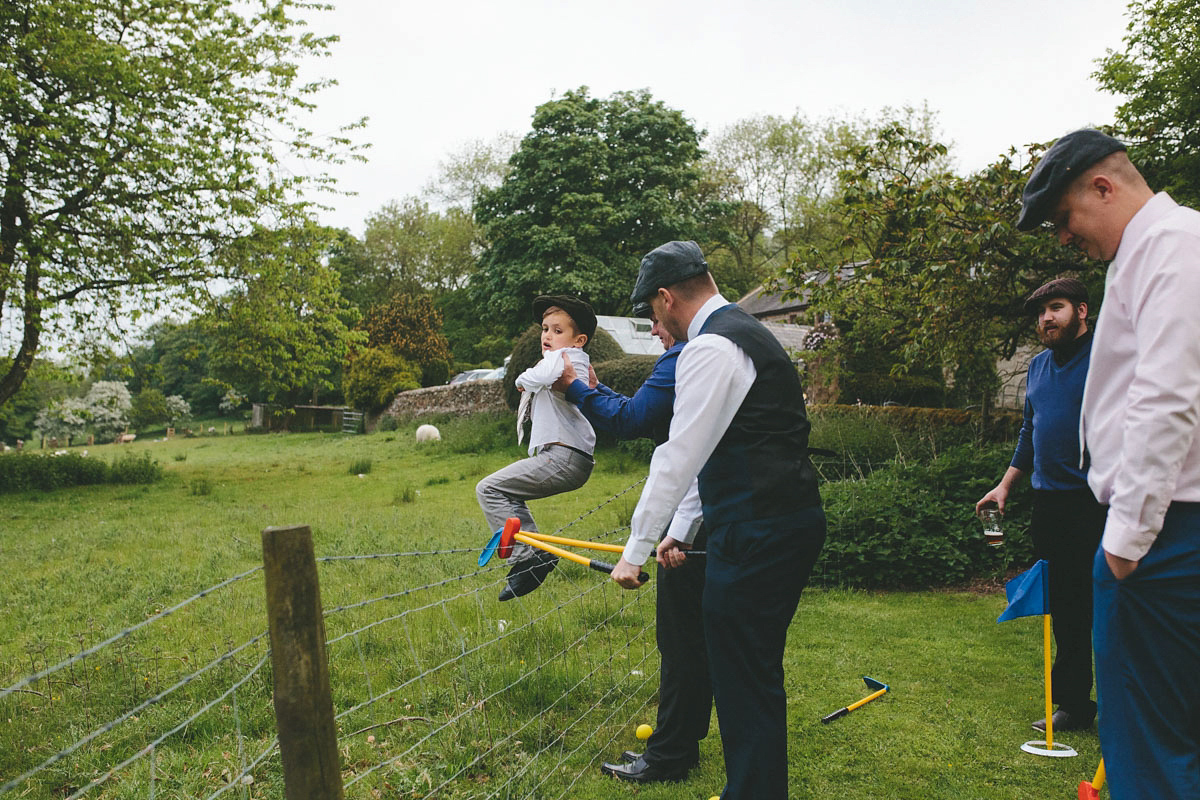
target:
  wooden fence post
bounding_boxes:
[262,525,344,800]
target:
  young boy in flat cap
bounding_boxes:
[1018,128,1200,800]
[476,295,597,601]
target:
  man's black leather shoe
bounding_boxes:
[616,750,699,767]
[600,755,689,783]
[1032,708,1095,733]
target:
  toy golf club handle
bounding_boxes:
[820,707,850,724]
[588,559,649,584]
[520,531,624,554]
[846,687,888,712]
[517,534,649,583]
[821,687,888,723]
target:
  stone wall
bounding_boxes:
[383,381,508,420]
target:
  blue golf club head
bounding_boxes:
[479,527,504,567]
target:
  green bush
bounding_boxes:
[592,355,659,397]
[344,347,421,411]
[807,405,1021,479]
[108,451,164,485]
[0,450,162,492]
[812,443,1034,589]
[838,371,947,407]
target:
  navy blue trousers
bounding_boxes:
[703,507,826,800]
[1094,502,1200,800]
[645,526,712,768]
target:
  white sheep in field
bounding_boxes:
[415,424,441,443]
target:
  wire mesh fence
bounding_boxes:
[2,481,658,798]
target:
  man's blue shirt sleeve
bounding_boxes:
[1011,393,1035,473]
[564,344,681,441]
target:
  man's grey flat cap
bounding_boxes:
[630,241,708,306]
[1017,129,1127,231]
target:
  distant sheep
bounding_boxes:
[415,424,441,443]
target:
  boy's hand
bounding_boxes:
[611,557,647,589]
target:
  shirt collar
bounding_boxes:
[686,294,730,341]
[1112,192,1177,278]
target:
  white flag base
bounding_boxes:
[1021,740,1078,757]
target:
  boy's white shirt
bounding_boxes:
[515,347,595,455]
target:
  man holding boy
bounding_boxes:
[976,276,1105,733]
[1017,128,1200,799]
[553,308,712,784]
[610,240,825,800]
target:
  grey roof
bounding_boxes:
[595,315,665,356]
[761,321,812,357]
[736,264,861,319]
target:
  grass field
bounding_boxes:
[1,418,1101,799]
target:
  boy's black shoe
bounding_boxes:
[498,552,557,601]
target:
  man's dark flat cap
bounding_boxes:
[632,301,652,318]
[1023,277,1089,316]
[532,295,597,342]
[630,241,708,306]
[1017,129,1127,231]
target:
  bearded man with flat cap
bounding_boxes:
[976,277,1105,734]
[1018,128,1200,800]
[609,240,825,800]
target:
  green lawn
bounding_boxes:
[0,420,1100,799]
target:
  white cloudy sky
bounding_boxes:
[299,0,1134,235]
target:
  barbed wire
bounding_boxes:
[0,565,263,700]
[3,477,660,797]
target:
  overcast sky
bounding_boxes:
[299,0,1134,235]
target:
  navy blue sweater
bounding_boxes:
[1010,334,1092,491]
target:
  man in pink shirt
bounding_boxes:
[1018,128,1200,800]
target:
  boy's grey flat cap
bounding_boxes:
[1017,129,1127,231]
[630,241,708,306]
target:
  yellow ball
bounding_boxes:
[635,723,653,740]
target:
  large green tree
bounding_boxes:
[471,87,708,333]
[788,125,1101,399]
[205,223,363,405]
[1095,0,1200,207]
[0,0,359,405]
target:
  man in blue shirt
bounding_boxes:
[553,308,712,783]
[976,277,1106,732]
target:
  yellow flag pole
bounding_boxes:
[1043,613,1055,749]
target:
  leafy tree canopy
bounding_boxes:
[204,222,364,405]
[1095,0,1200,207]
[362,292,453,386]
[471,87,709,334]
[0,0,360,405]
[786,125,1101,396]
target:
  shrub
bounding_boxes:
[131,388,169,430]
[0,450,161,493]
[812,443,1034,589]
[592,355,658,398]
[108,451,164,484]
[807,404,1022,479]
[837,371,947,407]
[344,347,421,411]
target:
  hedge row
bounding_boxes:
[0,451,164,493]
[811,442,1034,589]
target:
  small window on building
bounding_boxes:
[634,322,651,333]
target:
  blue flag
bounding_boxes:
[997,559,1049,622]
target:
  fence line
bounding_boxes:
[2,478,661,798]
